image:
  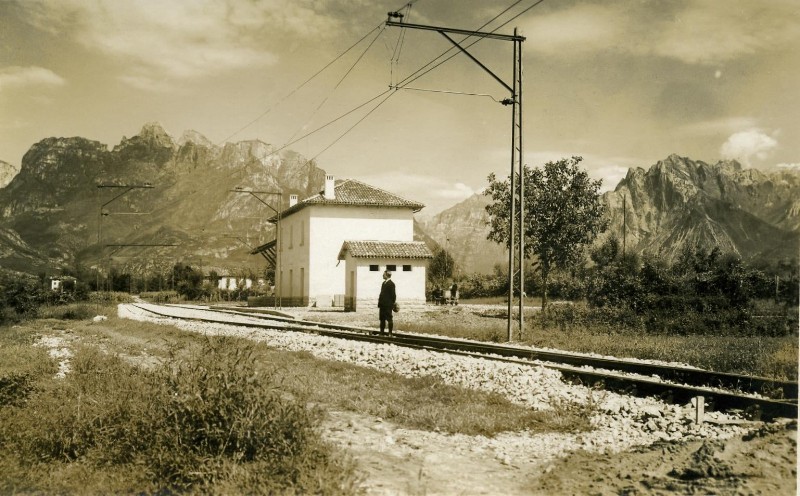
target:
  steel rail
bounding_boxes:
[131,303,798,420]
[210,305,798,401]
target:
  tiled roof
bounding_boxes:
[337,241,434,260]
[269,179,425,221]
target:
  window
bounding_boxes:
[402,265,412,271]
[289,224,294,249]
[386,264,396,272]
[369,265,379,271]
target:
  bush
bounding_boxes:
[87,291,134,304]
[139,291,181,304]
[37,304,95,321]
[0,339,359,494]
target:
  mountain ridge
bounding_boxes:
[422,154,799,273]
[1,130,796,277]
[0,123,327,274]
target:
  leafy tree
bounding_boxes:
[427,249,456,286]
[485,156,607,309]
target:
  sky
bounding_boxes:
[1,0,798,214]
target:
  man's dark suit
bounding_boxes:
[378,277,396,334]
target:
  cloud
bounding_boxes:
[650,0,800,65]
[0,66,65,91]
[18,0,346,91]
[520,4,624,56]
[678,117,759,137]
[720,129,778,167]
[776,163,800,170]
[355,171,477,214]
[519,0,799,65]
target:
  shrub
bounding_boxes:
[0,373,34,407]
[139,291,181,304]
[37,304,95,321]
[0,339,359,494]
[87,291,134,304]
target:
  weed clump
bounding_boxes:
[0,339,360,494]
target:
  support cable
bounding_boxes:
[285,25,387,144]
[393,0,528,89]
[310,91,396,161]
[217,23,383,145]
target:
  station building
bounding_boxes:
[251,175,433,309]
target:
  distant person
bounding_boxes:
[378,270,396,336]
[451,282,459,305]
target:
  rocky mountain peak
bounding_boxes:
[112,122,176,163]
[0,160,19,188]
[178,129,215,148]
[138,122,174,146]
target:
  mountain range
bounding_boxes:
[0,123,325,275]
[0,125,797,277]
[419,154,799,272]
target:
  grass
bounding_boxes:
[0,308,597,494]
[0,332,361,494]
[374,304,799,381]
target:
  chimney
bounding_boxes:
[324,175,335,200]
[289,194,298,207]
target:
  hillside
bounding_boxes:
[419,193,506,275]
[0,123,327,274]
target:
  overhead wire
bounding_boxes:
[392,0,528,90]
[120,0,546,251]
[285,24,387,145]
[309,91,396,161]
[395,0,544,91]
[306,0,544,161]
[216,23,384,146]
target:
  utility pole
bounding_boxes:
[230,187,283,308]
[105,243,178,294]
[622,194,627,258]
[386,14,525,341]
[97,183,154,290]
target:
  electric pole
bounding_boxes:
[386,14,525,341]
[97,183,154,290]
[230,187,283,308]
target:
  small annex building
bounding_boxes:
[251,175,433,309]
[338,241,431,311]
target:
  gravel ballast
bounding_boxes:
[118,303,754,466]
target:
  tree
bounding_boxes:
[427,248,456,286]
[485,156,607,309]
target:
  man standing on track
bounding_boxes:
[378,270,396,336]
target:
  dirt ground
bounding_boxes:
[322,410,797,495]
[529,420,797,496]
[286,305,798,495]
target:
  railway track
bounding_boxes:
[130,303,798,420]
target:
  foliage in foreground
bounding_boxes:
[0,339,360,495]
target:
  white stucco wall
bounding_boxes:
[276,209,310,303]
[276,204,415,304]
[343,255,428,311]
